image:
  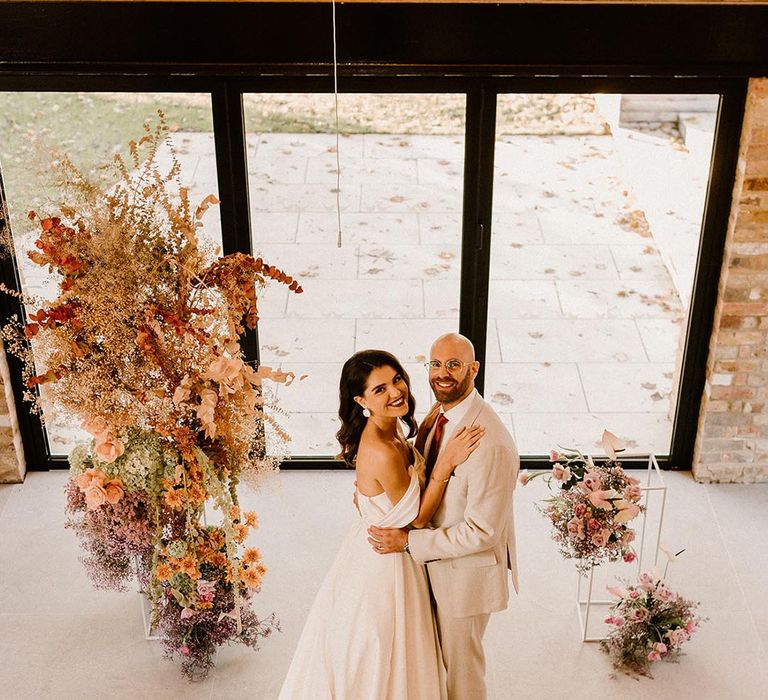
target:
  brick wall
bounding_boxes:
[692,77,768,482]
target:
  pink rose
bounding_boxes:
[518,470,531,486]
[81,415,109,437]
[647,651,661,662]
[623,484,642,502]
[84,483,107,510]
[573,503,587,518]
[549,450,561,462]
[685,620,697,634]
[591,530,609,547]
[629,590,641,600]
[552,464,571,482]
[631,607,650,622]
[613,616,625,627]
[587,518,601,532]
[104,479,124,505]
[75,467,107,491]
[180,608,196,620]
[623,551,636,563]
[567,517,585,540]
[654,642,668,654]
[179,645,191,656]
[75,472,93,490]
[95,436,125,463]
[580,470,603,492]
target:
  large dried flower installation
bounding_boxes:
[1,118,302,679]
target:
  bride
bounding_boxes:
[278,349,484,699]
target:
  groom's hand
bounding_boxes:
[368,525,407,554]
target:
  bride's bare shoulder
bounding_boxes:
[356,436,401,474]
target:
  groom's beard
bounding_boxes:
[430,370,472,405]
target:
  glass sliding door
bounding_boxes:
[485,93,717,456]
[244,93,465,456]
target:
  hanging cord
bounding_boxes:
[332,0,342,248]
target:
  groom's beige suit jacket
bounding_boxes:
[408,393,520,618]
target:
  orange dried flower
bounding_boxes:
[242,547,261,566]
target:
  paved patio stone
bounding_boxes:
[487,280,563,319]
[578,362,675,413]
[490,243,620,280]
[491,210,545,245]
[247,132,365,160]
[255,242,358,280]
[275,412,341,455]
[418,212,462,245]
[362,134,465,160]
[273,363,344,414]
[297,212,420,245]
[611,244,673,281]
[496,319,648,363]
[360,181,462,212]
[635,317,685,364]
[513,412,672,455]
[423,279,460,318]
[259,319,355,363]
[485,362,588,414]
[285,279,425,319]
[251,212,299,244]
[306,155,419,185]
[537,209,641,245]
[556,279,683,319]
[357,244,461,280]
[249,182,361,212]
[355,319,458,363]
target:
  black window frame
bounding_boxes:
[0,1,760,471]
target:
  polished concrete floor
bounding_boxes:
[1,469,766,699]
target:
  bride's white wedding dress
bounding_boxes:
[278,447,445,700]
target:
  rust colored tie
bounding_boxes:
[424,413,449,481]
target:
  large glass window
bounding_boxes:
[485,93,717,455]
[0,92,221,456]
[244,93,465,456]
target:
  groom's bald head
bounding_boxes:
[431,332,476,362]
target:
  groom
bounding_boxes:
[369,332,519,700]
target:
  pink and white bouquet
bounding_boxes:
[601,570,704,677]
[520,431,644,574]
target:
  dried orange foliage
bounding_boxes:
[6,117,302,485]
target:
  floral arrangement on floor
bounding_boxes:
[1,116,302,679]
[519,431,644,575]
[601,562,704,678]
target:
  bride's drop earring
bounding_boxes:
[362,407,371,418]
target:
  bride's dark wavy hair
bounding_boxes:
[336,349,417,468]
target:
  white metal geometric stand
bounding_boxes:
[138,590,160,641]
[133,556,160,641]
[576,453,667,642]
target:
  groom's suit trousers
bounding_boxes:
[436,607,490,700]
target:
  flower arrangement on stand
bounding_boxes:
[601,564,704,677]
[2,116,302,679]
[520,431,644,575]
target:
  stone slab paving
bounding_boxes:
[11,126,710,459]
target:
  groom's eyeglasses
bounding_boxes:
[424,359,472,373]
